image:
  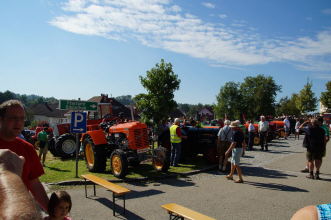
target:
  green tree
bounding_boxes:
[320,81,331,112]
[178,103,190,116]
[240,75,281,119]
[115,95,134,105]
[296,80,317,114]
[0,90,16,103]
[214,82,243,120]
[134,59,180,129]
[276,94,300,116]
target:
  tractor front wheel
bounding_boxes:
[152,147,170,172]
[110,149,128,178]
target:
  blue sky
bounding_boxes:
[1,0,331,105]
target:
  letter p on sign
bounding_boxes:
[70,112,87,133]
[74,113,84,127]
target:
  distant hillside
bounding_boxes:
[0,90,58,107]
[0,91,136,107]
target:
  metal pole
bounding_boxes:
[130,105,134,121]
[75,133,79,178]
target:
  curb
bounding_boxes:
[46,165,217,186]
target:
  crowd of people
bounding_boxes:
[1,99,330,219]
[167,113,330,184]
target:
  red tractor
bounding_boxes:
[81,120,169,178]
[33,122,82,159]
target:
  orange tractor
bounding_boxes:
[81,120,169,178]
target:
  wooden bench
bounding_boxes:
[81,174,131,216]
[161,203,216,220]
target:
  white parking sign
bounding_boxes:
[70,112,87,133]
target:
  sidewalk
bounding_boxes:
[52,137,331,220]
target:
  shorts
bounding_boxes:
[284,127,289,132]
[39,144,48,155]
[306,150,325,161]
[317,204,331,220]
[231,148,243,165]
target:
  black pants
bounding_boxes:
[248,132,255,149]
[259,132,268,150]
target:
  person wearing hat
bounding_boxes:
[225,121,246,183]
[169,118,187,167]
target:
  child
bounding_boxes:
[44,191,72,220]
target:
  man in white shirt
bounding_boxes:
[283,116,290,139]
[247,120,255,150]
[258,116,269,151]
[217,120,233,171]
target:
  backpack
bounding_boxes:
[303,127,325,151]
[302,134,310,148]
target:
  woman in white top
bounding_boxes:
[295,119,301,140]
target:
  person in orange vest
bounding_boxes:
[169,118,187,167]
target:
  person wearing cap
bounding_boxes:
[299,119,326,179]
[217,119,233,171]
[258,116,269,151]
[300,118,327,179]
[225,121,246,183]
[169,118,187,167]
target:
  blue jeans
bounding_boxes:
[170,142,181,166]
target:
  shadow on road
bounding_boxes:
[245,181,309,192]
[243,166,297,179]
[127,175,196,188]
[269,140,288,144]
[268,144,290,148]
[125,189,164,200]
[317,177,331,182]
[266,150,301,154]
[87,197,145,220]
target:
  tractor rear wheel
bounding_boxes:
[253,136,260,145]
[152,147,170,172]
[83,136,106,172]
[48,138,61,157]
[203,147,218,164]
[110,149,128,178]
[55,134,76,159]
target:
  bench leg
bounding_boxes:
[112,193,126,217]
[123,194,126,215]
[93,183,96,196]
[113,193,115,216]
[84,179,87,198]
[169,213,184,220]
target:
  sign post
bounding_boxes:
[59,99,97,177]
[70,112,87,178]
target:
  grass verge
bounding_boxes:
[40,154,212,183]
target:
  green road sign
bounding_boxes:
[59,100,98,111]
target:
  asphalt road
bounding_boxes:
[47,137,331,220]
